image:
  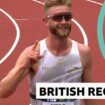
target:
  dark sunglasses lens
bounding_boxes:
[53,13,72,22]
[65,14,72,21]
[52,15,62,22]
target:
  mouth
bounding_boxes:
[58,24,70,29]
[58,26,70,31]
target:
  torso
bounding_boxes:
[29,39,83,105]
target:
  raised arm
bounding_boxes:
[0,41,42,98]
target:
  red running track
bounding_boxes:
[0,0,105,104]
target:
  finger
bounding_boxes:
[29,55,42,63]
[38,55,43,59]
[29,53,42,60]
[32,40,39,51]
[28,51,42,59]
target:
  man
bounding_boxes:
[0,0,98,105]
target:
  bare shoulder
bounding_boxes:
[22,41,40,54]
[77,42,92,68]
[24,45,33,53]
[18,46,33,58]
[77,43,91,55]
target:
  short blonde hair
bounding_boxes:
[44,0,72,12]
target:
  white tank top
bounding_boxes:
[29,39,83,105]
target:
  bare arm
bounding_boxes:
[79,44,99,105]
[0,41,42,98]
[0,65,29,98]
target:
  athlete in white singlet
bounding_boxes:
[30,39,82,105]
[0,0,99,105]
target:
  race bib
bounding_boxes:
[42,102,74,105]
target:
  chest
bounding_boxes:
[31,51,82,82]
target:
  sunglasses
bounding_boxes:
[47,12,73,22]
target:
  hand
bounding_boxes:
[28,40,42,64]
[0,41,42,98]
[15,40,42,69]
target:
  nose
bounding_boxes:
[61,16,66,23]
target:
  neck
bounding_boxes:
[46,35,72,55]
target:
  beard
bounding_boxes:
[49,23,72,38]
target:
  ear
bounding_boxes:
[43,17,46,22]
[43,17,49,26]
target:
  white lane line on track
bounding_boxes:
[33,0,44,5]
[0,8,20,64]
[86,0,103,6]
[32,0,88,45]
[72,19,88,45]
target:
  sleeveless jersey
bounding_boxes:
[29,39,83,105]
